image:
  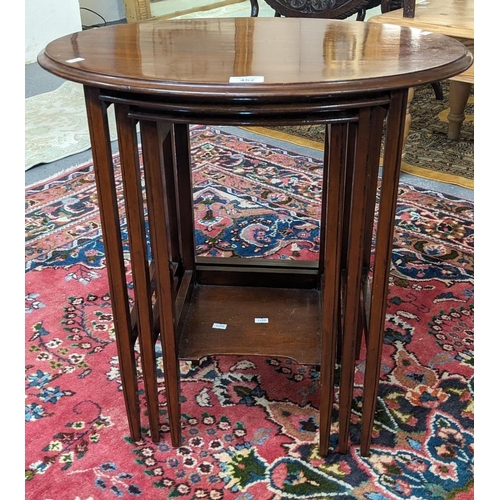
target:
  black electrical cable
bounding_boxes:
[80,7,107,29]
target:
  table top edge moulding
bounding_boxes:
[37,16,472,458]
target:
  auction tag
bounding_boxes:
[66,57,85,63]
[212,323,227,329]
[255,318,269,324]
[229,76,265,83]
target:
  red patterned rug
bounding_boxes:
[25,125,474,499]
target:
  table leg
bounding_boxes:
[360,89,408,456]
[357,107,386,359]
[83,87,141,442]
[115,104,161,442]
[172,124,196,270]
[140,119,182,447]
[160,124,182,266]
[337,105,386,454]
[318,122,348,457]
[447,80,472,140]
[341,124,358,364]
[318,125,329,277]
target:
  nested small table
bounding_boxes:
[38,17,471,457]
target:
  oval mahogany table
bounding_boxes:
[38,17,472,457]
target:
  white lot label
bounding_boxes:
[212,323,227,329]
[255,318,269,324]
[229,76,265,83]
[66,57,85,63]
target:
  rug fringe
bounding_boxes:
[25,158,94,190]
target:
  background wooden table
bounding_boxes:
[368,0,474,140]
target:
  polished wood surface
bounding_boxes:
[179,286,321,363]
[39,17,472,458]
[39,18,471,97]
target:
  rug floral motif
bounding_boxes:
[25,126,473,499]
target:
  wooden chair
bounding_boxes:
[249,0,374,20]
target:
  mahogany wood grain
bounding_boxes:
[39,17,472,457]
[172,124,196,271]
[337,105,386,454]
[114,104,161,442]
[83,88,142,442]
[39,18,472,97]
[178,285,322,364]
[141,120,182,447]
[318,122,348,456]
[360,90,408,456]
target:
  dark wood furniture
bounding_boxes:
[249,0,373,20]
[248,0,415,20]
[38,17,471,457]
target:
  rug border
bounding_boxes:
[241,126,474,190]
[25,158,94,190]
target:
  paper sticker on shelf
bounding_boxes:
[229,76,265,83]
[212,323,227,329]
[66,57,85,63]
[255,318,269,323]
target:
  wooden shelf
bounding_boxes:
[178,284,322,365]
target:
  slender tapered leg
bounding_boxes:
[318,122,348,456]
[83,87,141,441]
[360,90,408,456]
[337,105,386,454]
[356,107,387,360]
[140,119,182,447]
[114,104,161,442]
[318,124,330,276]
[338,123,358,365]
[172,124,196,270]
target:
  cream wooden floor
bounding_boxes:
[152,0,275,19]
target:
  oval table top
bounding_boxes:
[38,17,472,100]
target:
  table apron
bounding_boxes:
[99,91,392,126]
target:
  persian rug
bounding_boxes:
[25,125,474,499]
[25,81,118,170]
[247,82,474,190]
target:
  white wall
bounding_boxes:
[25,0,82,64]
[25,0,125,65]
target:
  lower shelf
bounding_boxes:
[178,284,322,365]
